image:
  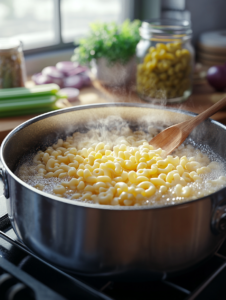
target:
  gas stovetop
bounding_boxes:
[1,163,226,299]
[2,213,226,300]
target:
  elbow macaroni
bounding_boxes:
[17,126,226,207]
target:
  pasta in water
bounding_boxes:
[17,121,226,206]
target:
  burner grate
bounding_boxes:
[0,270,36,300]
[1,220,226,299]
[0,229,113,300]
[1,229,226,300]
[0,256,65,300]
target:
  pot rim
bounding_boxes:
[1,102,226,211]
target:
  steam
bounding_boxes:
[63,115,162,151]
[16,114,226,205]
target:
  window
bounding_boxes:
[0,0,132,52]
[61,0,124,43]
[0,0,56,50]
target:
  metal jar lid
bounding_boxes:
[139,19,192,41]
[0,38,21,53]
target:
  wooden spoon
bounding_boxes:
[149,96,226,155]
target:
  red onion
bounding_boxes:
[56,61,79,76]
[63,75,83,89]
[207,65,226,91]
[42,66,65,79]
[58,88,80,102]
[66,66,88,77]
[80,72,91,86]
[32,73,54,85]
[41,66,65,87]
[32,62,90,89]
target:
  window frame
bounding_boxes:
[24,0,74,56]
[23,0,160,75]
[24,0,138,56]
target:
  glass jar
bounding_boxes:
[0,38,26,89]
[136,19,194,103]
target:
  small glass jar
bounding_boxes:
[0,38,26,89]
[136,19,194,103]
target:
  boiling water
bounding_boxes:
[16,117,226,206]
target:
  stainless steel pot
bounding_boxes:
[1,103,226,279]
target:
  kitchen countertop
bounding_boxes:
[1,76,226,144]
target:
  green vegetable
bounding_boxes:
[0,83,67,118]
[0,84,60,100]
[0,106,58,118]
[72,19,141,66]
[0,96,57,112]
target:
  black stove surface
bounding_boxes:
[1,209,226,300]
[1,165,226,299]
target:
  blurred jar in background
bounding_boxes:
[136,19,194,103]
[0,38,26,88]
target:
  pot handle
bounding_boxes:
[212,205,226,234]
[0,168,9,199]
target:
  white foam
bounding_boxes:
[15,116,226,206]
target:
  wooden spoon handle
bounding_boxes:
[183,96,226,131]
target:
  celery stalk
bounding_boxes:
[0,84,60,100]
[0,96,57,112]
[0,106,58,118]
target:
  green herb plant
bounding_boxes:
[72,19,141,66]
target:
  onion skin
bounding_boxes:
[32,73,53,85]
[56,61,79,76]
[32,62,91,89]
[49,78,64,88]
[42,66,65,79]
[32,73,64,87]
[80,73,91,86]
[207,65,226,91]
[63,75,83,89]
[59,88,80,102]
[66,66,88,77]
